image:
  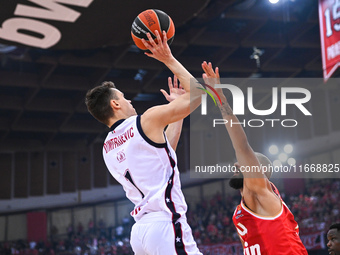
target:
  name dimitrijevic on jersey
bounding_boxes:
[104,127,134,153]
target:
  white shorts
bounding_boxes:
[130,212,202,255]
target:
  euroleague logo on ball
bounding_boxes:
[143,11,156,27]
[131,9,175,51]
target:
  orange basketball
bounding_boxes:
[131,9,175,51]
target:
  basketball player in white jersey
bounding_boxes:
[85,31,203,255]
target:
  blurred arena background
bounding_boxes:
[0,0,339,254]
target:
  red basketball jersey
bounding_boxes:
[232,183,308,255]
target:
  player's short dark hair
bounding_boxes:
[85,81,118,126]
[329,223,340,232]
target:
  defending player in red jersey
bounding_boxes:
[202,62,308,255]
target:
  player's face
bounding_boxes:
[115,89,137,117]
[327,229,340,255]
[229,162,244,190]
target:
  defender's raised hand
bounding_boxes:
[201,61,222,95]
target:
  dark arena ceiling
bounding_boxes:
[2,0,340,207]
[0,0,325,153]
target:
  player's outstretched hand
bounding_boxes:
[201,61,222,95]
[142,30,173,64]
[161,75,185,102]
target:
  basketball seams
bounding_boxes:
[166,15,170,33]
[166,16,175,41]
[168,19,175,41]
[131,9,175,50]
[154,9,163,35]
[137,16,156,38]
[154,9,170,34]
[131,32,147,50]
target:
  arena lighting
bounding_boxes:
[278,153,288,162]
[269,145,279,155]
[269,0,280,4]
[273,159,282,167]
[284,144,294,154]
[269,143,295,166]
[0,44,17,53]
[287,158,296,166]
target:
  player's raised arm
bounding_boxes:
[143,31,193,94]
[140,31,203,144]
[202,62,281,215]
[202,62,261,177]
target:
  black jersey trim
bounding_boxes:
[136,115,167,148]
[110,119,126,131]
[173,221,188,255]
[164,145,181,223]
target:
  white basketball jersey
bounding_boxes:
[102,115,187,222]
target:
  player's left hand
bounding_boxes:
[161,75,185,102]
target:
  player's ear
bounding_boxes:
[110,99,120,110]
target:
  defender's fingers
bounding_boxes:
[215,67,220,79]
[202,61,214,76]
[207,62,216,77]
[202,73,209,82]
[206,62,216,76]
[201,61,208,72]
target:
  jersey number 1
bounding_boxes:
[124,169,145,198]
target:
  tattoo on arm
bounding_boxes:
[219,101,233,116]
